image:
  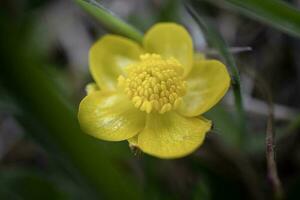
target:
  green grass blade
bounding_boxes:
[75,0,143,43]
[185,2,247,146]
[0,19,142,200]
[204,0,300,38]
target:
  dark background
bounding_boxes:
[0,0,300,199]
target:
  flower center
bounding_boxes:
[118,53,186,114]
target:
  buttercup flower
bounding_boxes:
[78,23,230,159]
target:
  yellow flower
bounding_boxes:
[78,23,230,159]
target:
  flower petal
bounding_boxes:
[85,82,99,95]
[178,59,231,117]
[78,91,145,141]
[128,136,138,147]
[143,23,193,76]
[136,112,211,159]
[90,35,143,90]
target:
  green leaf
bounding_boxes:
[203,0,300,38]
[75,0,143,43]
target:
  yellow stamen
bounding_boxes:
[118,53,186,114]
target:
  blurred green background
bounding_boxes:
[1,0,300,199]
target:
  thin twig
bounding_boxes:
[246,69,284,199]
[204,46,252,55]
[266,103,284,200]
[264,89,284,200]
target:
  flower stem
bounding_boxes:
[231,78,247,139]
[74,0,143,43]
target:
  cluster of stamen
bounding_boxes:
[118,54,186,114]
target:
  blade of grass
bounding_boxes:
[74,0,143,43]
[203,0,300,38]
[185,2,247,146]
[0,18,142,200]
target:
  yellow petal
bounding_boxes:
[85,82,99,95]
[194,53,206,60]
[127,135,138,147]
[178,59,231,117]
[90,35,143,90]
[143,23,193,77]
[78,91,145,141]
[136,112,211,159]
